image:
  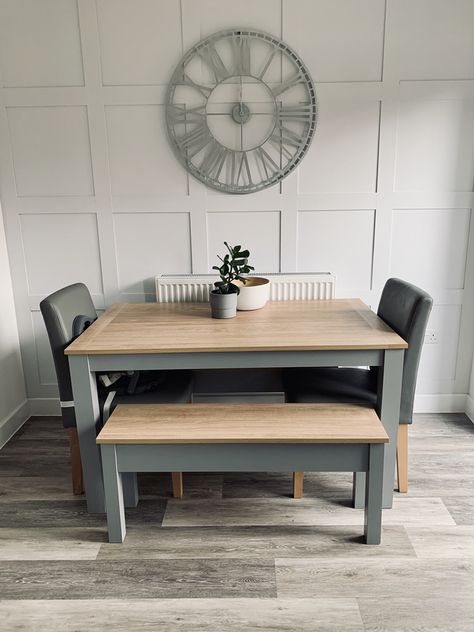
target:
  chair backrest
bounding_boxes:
[40,283,97,427]
[377,278,433,424]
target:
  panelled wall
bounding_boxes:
[0,201,27,443]
[0,0,473,413]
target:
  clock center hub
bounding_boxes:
[231,102,251,124]
[206,75,277,151]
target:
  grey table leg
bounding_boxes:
[354,349,404,509]
[101,445,126,543]
[69,355,139,513]
[69,355,105,514]
[378,349,404,508]
[122,473,138,507]
[364,443,384,544]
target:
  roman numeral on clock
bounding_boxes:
[199,43,230,83]
[277,104,314,124]
[255,147,280,179]
[257,48,277,80]
[168,104,207,126]
[199,142,229,181]
[231,33,251,76]
[230,152,252,187]
[180,73,213,99]
[176,121,212,158]
[272,72,305,97]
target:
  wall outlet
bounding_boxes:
[424,329,439,344]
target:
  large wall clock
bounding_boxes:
[165,29,317,194]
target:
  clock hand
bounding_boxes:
[239,75,243,151]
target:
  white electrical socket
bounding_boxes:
[424,329,439,344]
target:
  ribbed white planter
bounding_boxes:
[209,291,237,319]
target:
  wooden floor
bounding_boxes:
[0,413,473,631]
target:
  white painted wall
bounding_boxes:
[0,201,28,445]
[0,0,473,414]
[467,356,474,421]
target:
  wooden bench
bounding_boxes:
[96,403,388,544]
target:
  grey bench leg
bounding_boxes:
[364,443,384,544]
[101,445,126,543]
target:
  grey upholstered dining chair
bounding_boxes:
[40,283,193,497]
[284,278,433,497]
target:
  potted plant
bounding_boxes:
[210,242,254,318]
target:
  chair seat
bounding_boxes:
[106,370,193,417]
[284,367,378,406]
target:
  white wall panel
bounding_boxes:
[106,105,187,196]
[0,203,26,435]
[0,0,83,88]
[207,211,281,273]
[113,212,192,295]
[97,0,182,86]
[298,100,380,193]
[417,305,462,385]
[386,0,474,80]
[19,213,103,296]
[195,0,281,40]
[297,210,374,290]
[395,99,474,192]
[7,106,94,197]
[283,0,385,82]
[391,208,471,293]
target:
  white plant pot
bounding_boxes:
[232,277,270,311]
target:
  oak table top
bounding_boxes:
[65,299,407,356]
[96,403,389,445]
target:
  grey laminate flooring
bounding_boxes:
[0,413,473,631]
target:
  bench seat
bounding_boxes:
[97,403,388,544]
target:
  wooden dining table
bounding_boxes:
[65,299,407,514]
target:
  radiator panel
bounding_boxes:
[155,273,336,303]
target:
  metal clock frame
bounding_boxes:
[165,28,317,194]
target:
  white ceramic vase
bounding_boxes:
[232,277,270,310]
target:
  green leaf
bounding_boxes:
[239,250,250,258]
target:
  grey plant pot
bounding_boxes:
[209,291,238,319]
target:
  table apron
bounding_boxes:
[88,349,383,371]
[115,443,371,472]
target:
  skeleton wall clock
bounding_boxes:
[166,29,317,194]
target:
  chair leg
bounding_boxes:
[397,424,408,493]
[68,427,84,495]
[293,471,304,498]
[171,472,184,498]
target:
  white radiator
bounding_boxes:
[155,273,336,303]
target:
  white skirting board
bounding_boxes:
[0,399,30,449]
[27,394,470,417]
[29,398,61,417]
[413,393,467,414]
[465,395,474,423]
